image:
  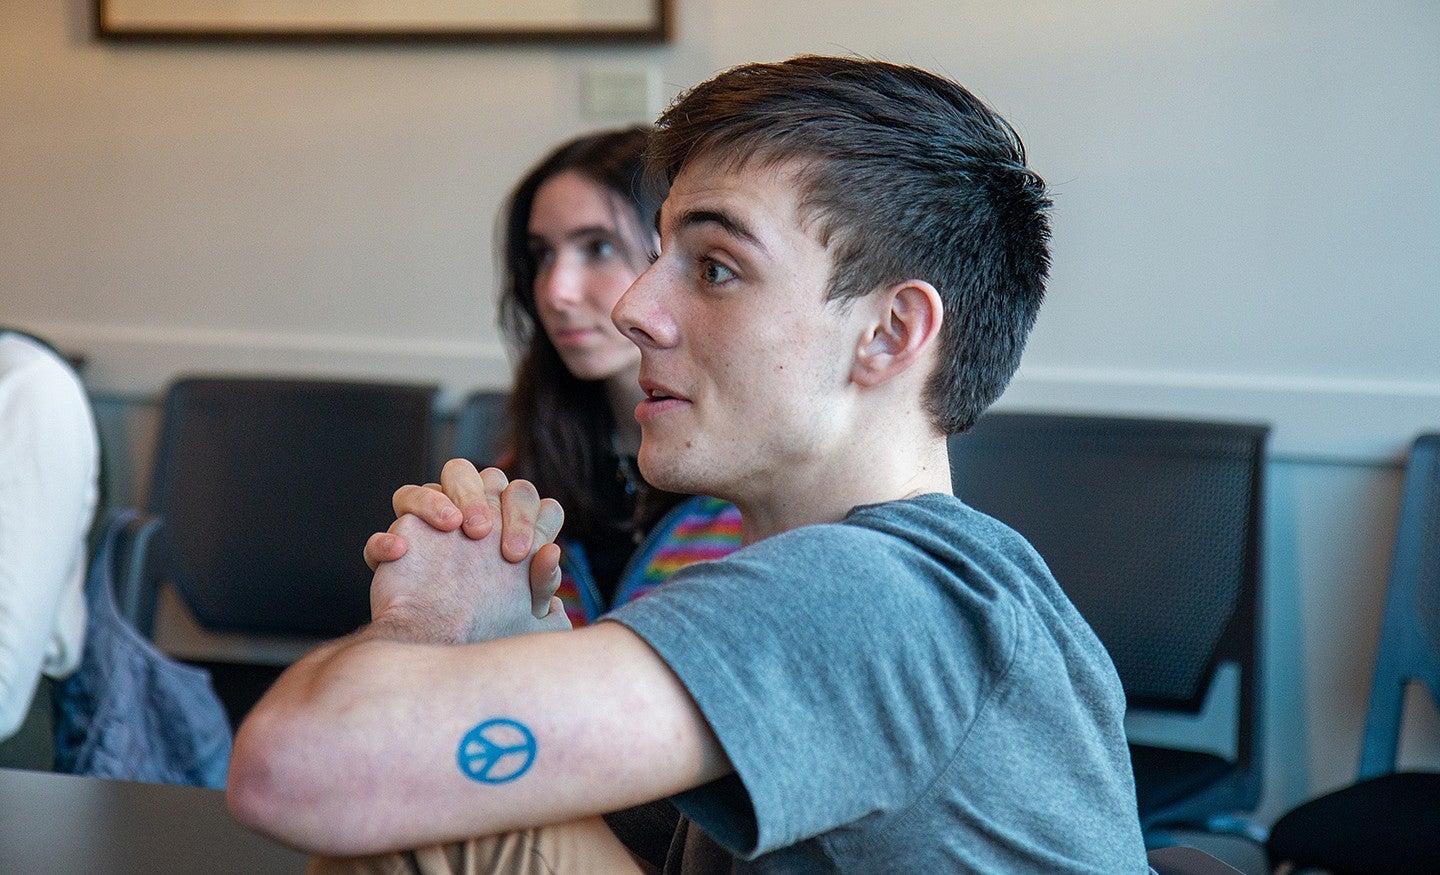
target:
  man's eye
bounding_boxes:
[701,259,736,285]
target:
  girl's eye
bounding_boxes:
[645,248,660,265]
[585,239,617,260]
[701,259,737,285]
[528,242,555,268]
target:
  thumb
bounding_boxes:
[538,597,572,631]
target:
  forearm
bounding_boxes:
[231,618,585,851]
[228,503,713,856]
[227,626,468,853]
[227,624,727,857]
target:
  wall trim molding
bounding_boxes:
[1000,364,1439,465]
[32,321,1439,465]
[33,321,512,405]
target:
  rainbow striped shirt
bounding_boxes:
[556,495,742,626]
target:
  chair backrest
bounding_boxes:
[1357,433,1440,779]
[147,377,437,638]
[452,389,510,468]
[1146,846,1244,874]
[948,413,1268,762]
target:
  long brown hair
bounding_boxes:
[496,127,678,542]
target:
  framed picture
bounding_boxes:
[96,0,672,43]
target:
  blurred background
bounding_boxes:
[3,0,1438,847]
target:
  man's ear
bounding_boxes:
[851,280,944,387]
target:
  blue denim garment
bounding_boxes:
[52,510,232,788]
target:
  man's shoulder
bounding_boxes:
[849,491,1044,558]
[773,492,976,543]
[843,491,969,529]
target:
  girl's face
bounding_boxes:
[527,171,647,385]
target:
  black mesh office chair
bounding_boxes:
[452,388,511,468]
[948,413,1269,843]
[1147,846,1244,874]
[146,376,437,640]
[1265,434,1440,875]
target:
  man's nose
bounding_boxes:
[612,263,674,350]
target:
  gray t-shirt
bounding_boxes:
[608,493,1149,873]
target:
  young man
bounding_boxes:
[229,56,1150,872]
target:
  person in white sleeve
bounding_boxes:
[0,329,100,743]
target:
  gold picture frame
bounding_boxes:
[96,0,672,43]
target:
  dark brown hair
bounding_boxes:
[649,56,1052,434]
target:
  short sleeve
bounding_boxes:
[607,521,1013,859]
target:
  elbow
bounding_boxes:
[226,704,355,855]
[225,642,404,856]
[225,722,279,838]
[226,707,314,849]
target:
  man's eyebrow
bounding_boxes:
[659,206,769,255]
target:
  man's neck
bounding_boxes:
[732,434,953,545]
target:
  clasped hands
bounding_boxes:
[362,459,570,645]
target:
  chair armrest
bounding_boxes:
[112,512,171,639]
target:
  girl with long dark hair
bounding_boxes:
[495,127,739,626]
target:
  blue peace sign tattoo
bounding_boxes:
[456,718,537,784]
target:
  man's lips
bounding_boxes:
[635,379,690,423]
[638,377,688,401]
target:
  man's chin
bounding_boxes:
[637,446,708,497]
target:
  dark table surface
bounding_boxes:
[0,767,308,874]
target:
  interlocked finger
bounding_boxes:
[529,542,565,619]
[363,531,405,571]
[473,466,509,539]
[392,483,462,532]
[535,499,564,550]
[440,459,495,539]
[499,479,541,563]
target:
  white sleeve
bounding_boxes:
[0,337,99,739]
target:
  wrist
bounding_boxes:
[365,605,464,647]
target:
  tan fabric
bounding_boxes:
[307,817,650,875]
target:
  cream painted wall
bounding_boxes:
[5,0,1440,829]
[4,1,1438,460]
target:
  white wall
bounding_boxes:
[5,0,1439,826]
